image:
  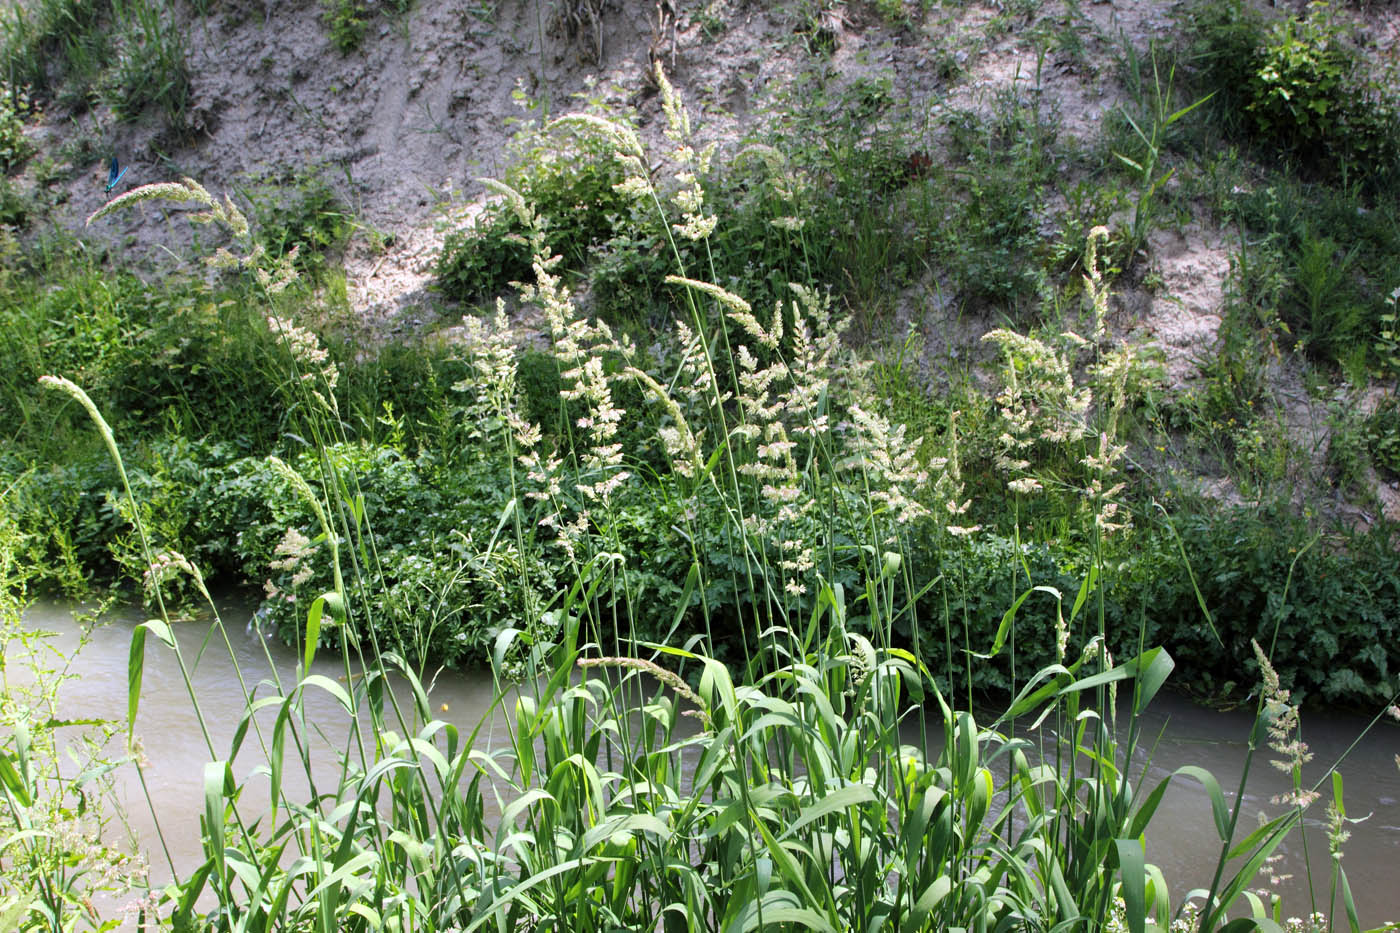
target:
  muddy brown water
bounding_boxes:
[21,596,1400,927]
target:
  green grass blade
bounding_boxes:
[1115,838,1146,933]
[127,623,146,738]
[782,783,876,839]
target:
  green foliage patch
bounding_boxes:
[244,170,356,279]
[1182,0,1400,188]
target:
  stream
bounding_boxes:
[18,595,1400,928]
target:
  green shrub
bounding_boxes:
[1130,502,1400,705]
[434,204,533,303]
[937,93,1056,314]
[1226,179,1400,371]
[0,253,290,458]
[323,0,411,52]
[1281,231,1365,364]
[323,0,369,53]
[1246,6,1349,154]
[436,127,629,305]
[0,177,32,227]
[244,171,355,279]
[0,85,32,172]
[238,441,554,669]
[1365,397,1400,478]
[1185,0,1400,186]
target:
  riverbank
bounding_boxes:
[3,1,1400,928]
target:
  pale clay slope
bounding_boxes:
[70,0,1192,331]
[37,0,1400,520]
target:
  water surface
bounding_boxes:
[22,596,1400,927]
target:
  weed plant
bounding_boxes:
[23,68,1392,932]
[938,78,1057,315]
[242,170,356,281]
[436,122,632,306]
[1208,175,1399,376]
[0,84,32,172]
[0,500,147,929]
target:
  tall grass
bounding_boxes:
[0,0,188,128]
[22,67,1387,933]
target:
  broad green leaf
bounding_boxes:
[1116,838,1146,933]
[300,674,354,715]
[0,753,30,808]
[304,596,326,671]
[972,586,1058,660]
[783,783,876,839]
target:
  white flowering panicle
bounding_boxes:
[844,404,930,531]
[653,63,717,243]
[984,327,1092,456]
[1252,639,1318,809]
[265,312,339,415]
[931,411,977,538]
[142,549,211,605]
[269,527,316,589]
[1083,225,1112,341]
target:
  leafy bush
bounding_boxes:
[215,440,557,670]
[0,85,32,172]
[436,125,630,305]
[323,0,369,52]
[1365,397,1400,479]
[322,0,410,53]
[1129,502,1400,705]
[1185,0,1400,186]
[0,253,288,458]
[938,93,1056,314]
[434,204,534,303]
[245,171,354,279]
[1226,179,1400,371]
[1246,6,1349,153]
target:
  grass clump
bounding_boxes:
[0,0,189,131]
[0,0,112,108]
[106,0,191,130]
